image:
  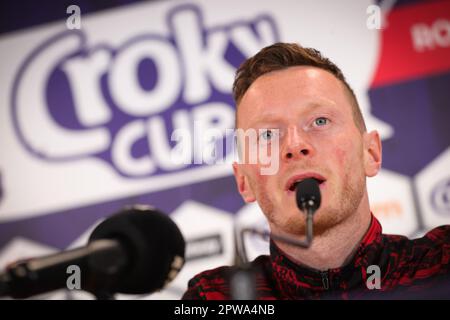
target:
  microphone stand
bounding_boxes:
[239,205,315,264]
[230,204,316,300]
[229,224,257,300]
[231,177,321,300]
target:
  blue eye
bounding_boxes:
[260,129,273,140]
[314,117,329,126]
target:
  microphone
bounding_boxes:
[295,177,321,246]
[0,206,185,299]
[230,178,322,299]
[296,177,321,212]
[237,177,322,262]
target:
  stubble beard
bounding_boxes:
[256,171,366,238]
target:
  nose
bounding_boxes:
[282,126,313,161]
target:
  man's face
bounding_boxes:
[233,66,381,237]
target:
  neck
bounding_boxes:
[273,194,372,271]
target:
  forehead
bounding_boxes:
[236,66,352,127]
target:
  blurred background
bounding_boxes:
[0,0,449,299]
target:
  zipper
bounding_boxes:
[321,271,329,290]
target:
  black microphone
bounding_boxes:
[238,177,322,262]
[295,177,321,247]
[230,178,322,299]
[0,206,185,299]
[296,178,321,212]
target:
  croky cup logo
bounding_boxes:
[11,4,280,178]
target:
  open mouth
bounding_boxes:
[286,175,326,192]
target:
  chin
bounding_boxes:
[273,206,342,237]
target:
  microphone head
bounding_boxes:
[88,206,185,295]
[295,178,321,213]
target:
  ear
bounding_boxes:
[232,162,256,203]
[363,130,382,177]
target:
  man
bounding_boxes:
[182,43,450,299]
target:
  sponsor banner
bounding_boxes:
[371,0,450,87]
[369,0,450,238]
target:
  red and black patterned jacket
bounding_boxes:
[182,216,450,299]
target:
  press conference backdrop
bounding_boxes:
[0,0,449,299]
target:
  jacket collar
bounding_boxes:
[269,214,384,298]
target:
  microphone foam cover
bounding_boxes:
[89,206,185,294]
[296,178,321,212]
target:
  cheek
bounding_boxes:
[246,164,276,194]
[252,170,271,190]
[327,143,349,175]
[327,138,363,177]
[334,146,347,167]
